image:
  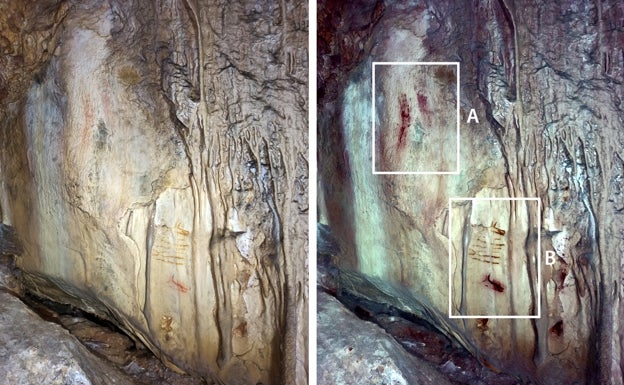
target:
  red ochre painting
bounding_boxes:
[374,63,458,173]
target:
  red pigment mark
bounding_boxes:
[558,268,568,285]
[168,274,189,293]
[549,320,563,336]
[482,274,505,293]
[417,91,428,112]
[397,93,411,148]
[490,221,506,235]
[417,91,432,125]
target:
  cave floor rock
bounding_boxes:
[319,286,525,385]
[0,254,208,385]
[318,256,525,385]
[0,290,133,385]
[317,290,453,385]
[18,293,210,385]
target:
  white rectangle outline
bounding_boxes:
[447,197,541,319]
[372,62,461,175]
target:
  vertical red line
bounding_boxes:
[397,93,411,149]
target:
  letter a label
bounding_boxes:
[467,109,479,123]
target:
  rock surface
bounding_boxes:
[0,290,133,385]
[321,267,524,385]
[22,293,209,385]
[318,0,624,384]
[0,1,308,384]
[317,290,452,385]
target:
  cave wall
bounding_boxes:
[0,1,308,384]
[318,0,624,383]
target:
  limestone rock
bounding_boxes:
[0,1,308,384]
[0,291,133,385]
[317,291,452,385]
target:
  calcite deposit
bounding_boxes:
[318,0,624,384]
[0,1,308,384]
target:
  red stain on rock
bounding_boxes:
[168,274,189,293]
[417,91,433,125]
[397,93,411,148]
[380,316,451,364]
[550,320,563,336]
[417,91,428,112]
[482,274,505,293]
[557,267,568,288]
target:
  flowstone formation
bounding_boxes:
[0,1,308,384]
[318,0,624,384]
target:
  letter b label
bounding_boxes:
[545,250,556,266]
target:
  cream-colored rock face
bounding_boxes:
[0,1,307,384]
[449,194,536,318]
[374,64,458,173]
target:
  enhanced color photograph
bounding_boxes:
[317,1,624,384]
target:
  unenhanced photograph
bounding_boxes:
[318,1,623,384]
[0,1,308,384]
